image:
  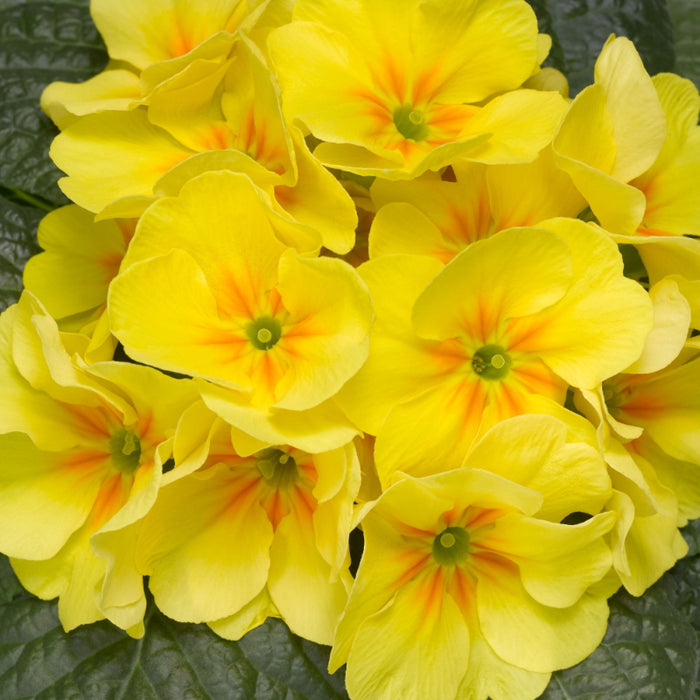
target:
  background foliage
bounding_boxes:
[0,0,698,697]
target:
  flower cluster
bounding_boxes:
[2,0,700,698]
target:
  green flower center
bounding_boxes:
[432,526,470,566]
[393,104,429,141]
[471,344,511,380]
[255,448,298,489]
[246,316,282,351]
[108,428,142,474]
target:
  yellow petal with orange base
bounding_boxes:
[91,0,247,69]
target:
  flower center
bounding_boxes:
[108,428,141,474]
[471,344,511,380]
[246,316,282,350]
[393,104,429,141]
[432,526,470,566]
[255,448,298,489]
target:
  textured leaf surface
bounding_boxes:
[0,556,349,700]
[526,0,675,94]
[0,195,41,312]
[0,0,107,205]
[669,0,700,89]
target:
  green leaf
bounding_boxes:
[668,0,700,89]
[0,555,349,700]
[0,194,42,312]
[526,0,676,95]
[0,0,107,206]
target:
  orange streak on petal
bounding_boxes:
[86,472,133,532]
[509,359,567,401]
[394,549,433,590]
[448,565,475,617]
[413,567,445,626]
[62,403,120,442]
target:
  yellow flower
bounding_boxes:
[574,277,694,593]
[330,415,615,700]
[50,37,357,253]
[268,0,567,178]
[368,148,585,262]
[553,35,700,239]
[23,205,136,362]
[133,405,359,644]
[338,219,653,484]
[109,170,372,451]
[41,0,270,127]
[0,292,198,634]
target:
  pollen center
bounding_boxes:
[108,428,142,474]
[471,344,512,380]
[255,448,298,490]
[246,316,282,351]
[393,104,429,142]
[433,526,470,566]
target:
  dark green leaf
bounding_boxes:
[526,0,676,94]
[0,194,42,312]
[0,555,348,700]
[0,0,107,206]
[668,0,700,89]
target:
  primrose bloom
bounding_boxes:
[109,170,372,451]
[554,35,700,242]
[41,0,267,127]
[23,205,136,361]
[268,0,567,178]
[50,36,356,253]
[574,277,695,593]
[0,292,198,634]
[368,150,585,263]
[338,219,653,484]
[132,405,359,644]
[331,415,615,700]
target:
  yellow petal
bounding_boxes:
[137,464,273,622]
[478,574,609,673]
[344,583,469,700]
[23,205,128,320]
[51,110,194,213]
[268,508,350,645]
[41,69,141,129]
[624,276,690,374]
[593,36,666,182]
[91,0,246,69]
[412,227,572,342]
[0,433,102,559]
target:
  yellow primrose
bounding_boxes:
[268,0,567,178]
[630,74,700,238]
[330,416,615,700]
[575,385,687,595]
[368,149,585,262]
[553,36,679,236]
[132,405,359,645]
[338,219,653,484]
[109,171,372,450]
[50,37,356,253]
[574,277,694,593]
[41,0,273,128]
[0,292,198,635]
[23,205,136,362]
